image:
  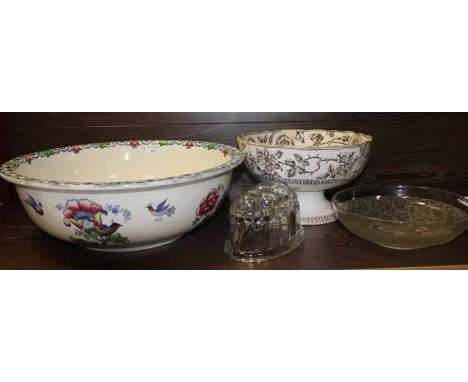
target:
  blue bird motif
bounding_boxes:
[25,194,44,215]
[146,198,176,221]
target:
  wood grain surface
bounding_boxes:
[1,112,467,269]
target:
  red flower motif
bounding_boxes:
[71,145,82,154]
[64,199,103,219]
[25,155,33,164]
[129,141,140,149]
[185,141,194,149]
[196,189,220,216]
[222,148,230,157]
[62,199,107,231]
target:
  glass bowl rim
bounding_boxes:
[331,184,468,226]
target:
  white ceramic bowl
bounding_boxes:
[237,129,372,225]
[0,140,244,251]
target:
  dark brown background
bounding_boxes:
[1,112,468,269]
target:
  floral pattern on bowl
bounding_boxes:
[193,184,225,226]
[238,129,372,225]
[247,146,368,185]
[1,140,244,251]
[239,129,370,148]
[58,198,130,247]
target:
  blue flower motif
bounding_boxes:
[122,210,131,222]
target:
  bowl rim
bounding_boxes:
[0,139,245,191]
[331,184,468,226]
[237,129,373,149]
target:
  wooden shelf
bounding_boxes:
[1,200,467,269]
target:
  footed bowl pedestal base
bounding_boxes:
[80,235,184,252]
[296,191,337,225]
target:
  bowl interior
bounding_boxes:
[238,129,372,148]
[12,141,233,183]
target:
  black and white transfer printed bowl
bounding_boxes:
[0,140,244,251]
[237,129,372,225]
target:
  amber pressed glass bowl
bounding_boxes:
[332,185,468,250]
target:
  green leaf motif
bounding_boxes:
[25,177,41,183]
[70,237,94,246]
[71,231,129,245]
[206,143,217,150]
[106,233,129,244]
[98,142,110,149]
[44,149,55,157]
[88,231,101,241]
[158,140,171,146]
